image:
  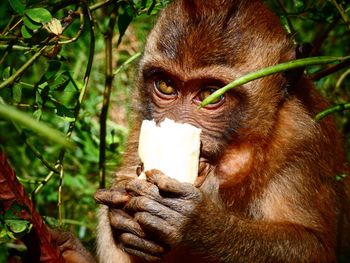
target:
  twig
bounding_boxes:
[99,3,119,189]
[90,0,116,11]
[200,55,350,107]
[335,68,350,90]
[113,52,141,76]
[57,164,64,226]
[58,9,84,45]
[276,0,295,35]
[315,103,350,121]
[32,168,59,196]
[331,0,350,30]
[308,60,350,81]
[0,46,46,90]
[16,129,60,173]
[0,44,31,51]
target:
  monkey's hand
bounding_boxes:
[125,169,206,251]
[94,181,167,262]
[50,229,96,263]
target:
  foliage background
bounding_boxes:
[0,0,349,261]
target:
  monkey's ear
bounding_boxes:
[284,43,312,95]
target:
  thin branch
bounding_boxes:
[0,44,32,51]
[32,168,58,196]
[18,131,60,173]
[308,60,350,81]
[200,55,350,107]
[0,46,46,90]
[5,18,23,36]
[90,0,115,11]
[113,52,141,76]
[315,103,350,121]
[335,68,350,90]
[276,0,295,35]
[58,164,64,226]
[99,3,119,189]
[58,9,84,45]
[331,0,350,30]
[1,15,15,35]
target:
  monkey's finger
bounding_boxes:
[109,209,145,237]
[123,247,162,262]
[146,169,198,198]
[126,178,161,199]
[126,196,179,222]
[135,212,181,245]
[94,189,130,207]
[120,232,165,256]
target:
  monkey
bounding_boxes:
[91,0,350,262]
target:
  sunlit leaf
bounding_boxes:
[12,83,22,103]
[2,67,12,80]
[5,219,31,234]
[25,8,52,24]
[44,18,62,35]
[33,108,42,120]
[23,16,41,30]
[21,25,32,38]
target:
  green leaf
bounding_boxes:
[55,103,75,119]
[335,174,348,181]
[293,0,304,10]
[0,103,73,148]
[0,226,10,243]
[5,219,31,234]
[117,5,134,44]
[25,8,52,24]
[33,108,42,120]
[21,25,32,39]
[23,16,41,30]
[46,60,62,79]
[12,83,22,103]
[8,0,26,15]
[2,67,11,80]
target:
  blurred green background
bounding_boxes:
[0,0,349,261]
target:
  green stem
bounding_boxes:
[315,103,350,121]
[0,46,46,90]
[58,164,64,226]
[113,52,141,76]
[0,102,72,148]
[200,55,350,107]
[331,0,350,30]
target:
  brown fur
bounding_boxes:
[96,0,350,262]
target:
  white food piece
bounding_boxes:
[138,118,202,184]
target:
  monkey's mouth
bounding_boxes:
[195,157,211,187]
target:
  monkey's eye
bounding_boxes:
[154,78,176,97]
[197,87,224,106]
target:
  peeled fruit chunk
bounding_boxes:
[138,118,202,184]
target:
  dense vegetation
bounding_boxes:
[0,0,349,261]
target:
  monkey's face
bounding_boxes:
[138,62,246,163]
[136,0,293,163]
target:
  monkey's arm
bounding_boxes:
[120,170,336,263]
